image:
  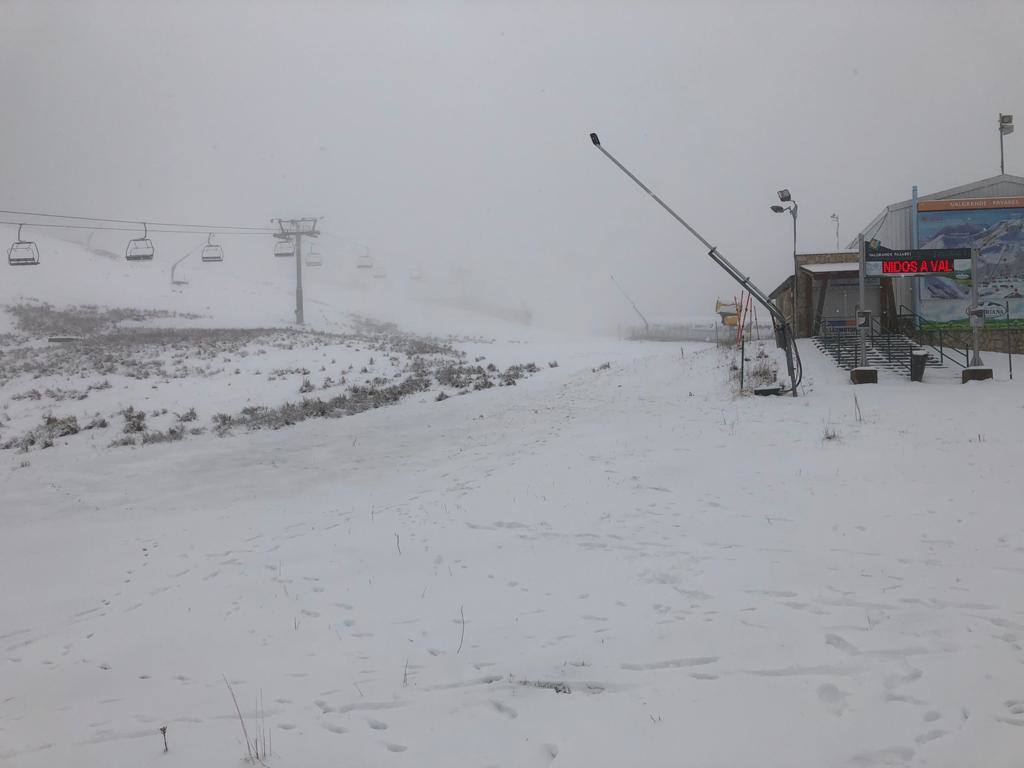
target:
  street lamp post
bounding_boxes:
[1000,113,1014,174]
[771,189,799,335]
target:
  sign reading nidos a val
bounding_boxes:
[865,246,971,278]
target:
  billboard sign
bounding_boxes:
[915,197,1024,328]
[864,245,971,277]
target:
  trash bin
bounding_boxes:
[910,349,928,382]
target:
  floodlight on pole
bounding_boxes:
[771,194,799,333]
[1000,113,1014,174]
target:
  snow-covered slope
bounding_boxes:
[3,227,1024,767]
[0,226,546,340]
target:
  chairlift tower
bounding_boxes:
[273,217,320,324]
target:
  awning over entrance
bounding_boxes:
[801,262,859,275]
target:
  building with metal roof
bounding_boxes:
[774,173,1024,339]
[850,173,1024,251]
[850,173,1024,325]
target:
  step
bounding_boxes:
[812,334,949,374]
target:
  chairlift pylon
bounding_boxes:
[201,233,224,263]
[8,223,40,266]
[126,222,155,261]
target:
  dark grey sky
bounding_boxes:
[3,1,1022,329]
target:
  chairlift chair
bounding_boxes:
[274,239,295,258]
[201,233,224,263]
[126,222,155,261]
[372,264,386,279]
[357,252,373,270]
[305,247,323,267]
[8,224,40,266]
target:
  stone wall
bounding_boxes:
[919,327,1024,356]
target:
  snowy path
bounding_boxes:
[3,341,1024,767]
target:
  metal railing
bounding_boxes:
[818,314,947,373]
[867,315,912,370]
[896,304,968,368]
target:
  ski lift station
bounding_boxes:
[770,173,1024,367]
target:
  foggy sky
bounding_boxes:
[2,0,1023,332]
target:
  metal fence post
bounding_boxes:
[740,334,746,392]
[1009,301,1014,380]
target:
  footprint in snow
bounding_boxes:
[817,683,849,715]
[385,743,407,752]
[367,718,388,730]
[490,700,518,719]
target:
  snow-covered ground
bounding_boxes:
[3,233,1024,767]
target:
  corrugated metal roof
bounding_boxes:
[848,173,1024,249]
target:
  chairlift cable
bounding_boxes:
[0,220,274,236]
[0,208,276,232]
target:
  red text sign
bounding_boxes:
[881,258,953,275]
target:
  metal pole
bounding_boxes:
[792,205,799,335]
[295,231,304,325]
[588,133,799,396]
[1001,128,1006,175]
[1008,300,1013,379]
[610,274,651,334]
[858,233,866,367]
[740,334,745,392]
[970,247,982,366]
[911,186,919,248]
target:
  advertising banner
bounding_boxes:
[915,197,1024,328]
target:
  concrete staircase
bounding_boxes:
[812,333,947,374]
